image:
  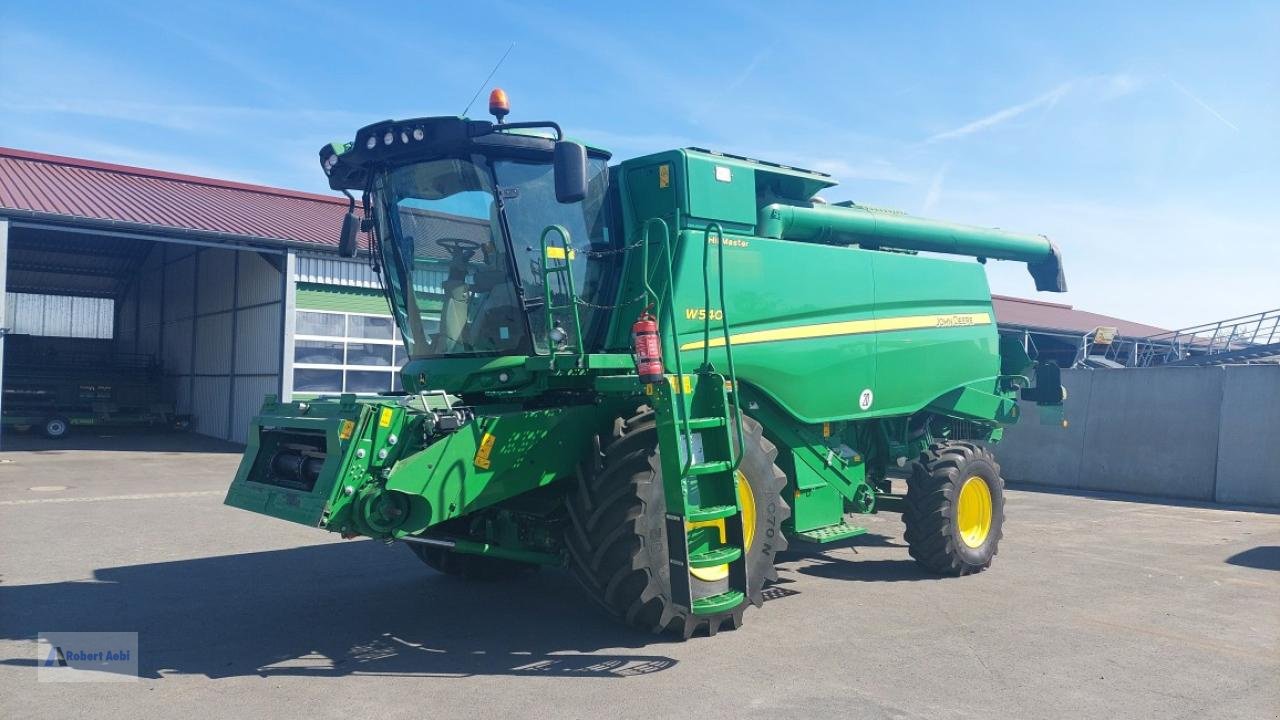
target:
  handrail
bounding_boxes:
[639,218,696,477]
[1147,308,1280,340]
[1126,308,1280,366]
[702,223,746,473]
[538,224,584,369]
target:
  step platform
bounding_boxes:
[792,523,867,544]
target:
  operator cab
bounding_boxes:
[320,91,615,362]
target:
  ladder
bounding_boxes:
[641,219,749,617]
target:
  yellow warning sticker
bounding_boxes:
[667,375,693,394]
[474,432,497,469]
[822,422,831,438]
[544,245,576,260]
[658,163,670,189]
[338,419,355,440]
[379,408,394,428]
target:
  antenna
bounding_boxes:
[461,42,516,117]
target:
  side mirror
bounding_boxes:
[553,141,587,204]
[338,211,360,258]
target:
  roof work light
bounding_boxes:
[489,88,510,123]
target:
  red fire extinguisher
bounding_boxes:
[632,310,665,385]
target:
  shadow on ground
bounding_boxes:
[0,428,242,454]
[775,532,932,583]
[1225,546,1280,571]
[0,541,676,679]
[777,531,904,559]
[793,557,933,583]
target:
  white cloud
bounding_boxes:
[921,165,948,214]
[1168,78,1239,132]
[925,82,1074,144]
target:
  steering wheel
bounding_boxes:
[437,237,484,262]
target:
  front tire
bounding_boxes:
[903,441,1005,575]
[567,409,790,638]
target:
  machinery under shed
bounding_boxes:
[0,147,418,445]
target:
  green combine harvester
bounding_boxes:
[226,90,1067,637]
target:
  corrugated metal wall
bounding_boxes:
[121,243,285,443]
[294,252,444,295]
[5,292,113,338]
[295,253,381,289]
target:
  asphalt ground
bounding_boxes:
[1,430,1277,719]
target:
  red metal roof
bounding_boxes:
[0,146,348,248]
[993,294,1168,338]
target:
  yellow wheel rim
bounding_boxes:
[687,471,756,582]
[955,476,993,548]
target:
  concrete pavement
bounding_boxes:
[1,431,1277,719]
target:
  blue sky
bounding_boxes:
[2,1,1277,328]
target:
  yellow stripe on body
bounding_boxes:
[678,312,991,351]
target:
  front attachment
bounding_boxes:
[224,394,414,532]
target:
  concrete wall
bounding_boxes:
[1215,366,1280,506]
[123,243,285,443]
[998,365,1280,508]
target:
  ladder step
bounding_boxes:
[691,590,745,616]
[686,504,737,522]
[687,460,731,476]
[792,522,867,544]
[687,546,742,568]
[686,417,727,430]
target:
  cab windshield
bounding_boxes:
[372,153,609,358]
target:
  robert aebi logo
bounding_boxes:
[44,646,132,665]
[37,632,139,682]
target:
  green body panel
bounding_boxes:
[738,386,873,533]
[607,149,1009,425]
[383,404,598,535]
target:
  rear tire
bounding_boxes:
[566,409,790,638]
[406,543,538,581]
[903,441,1005,575]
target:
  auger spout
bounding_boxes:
[758,202,1067,292]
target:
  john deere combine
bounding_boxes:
[226,91,1066,637]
